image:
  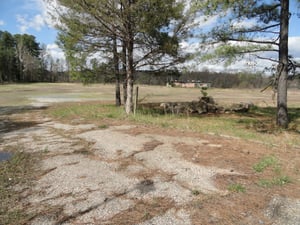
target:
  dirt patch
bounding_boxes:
[100,197,174,225]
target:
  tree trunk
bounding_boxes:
[113,34,121,106]
[115,75,121,106]
[277,0,289,128]
[122,40,127,104]
[0,72,3,84]
[125,38,134,114]
[124,1,134,114]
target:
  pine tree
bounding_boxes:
[52,0,186,113]
[192,0,296,128]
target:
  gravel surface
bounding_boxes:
[1,108,299,225]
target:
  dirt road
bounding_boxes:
[0,103,300,225]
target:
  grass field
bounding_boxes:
[1,83,300,144]
[1,82,300,107]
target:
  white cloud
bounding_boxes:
[230,18,258,30]
[13,0,67,64]
[178,29,300,73]
[0,20,5,26]
[16,0,62,33]
[180,41,201,54]
[46,43,65,60]
[192,14,219,29]
[17,14,45,33]
[36,0,64,28]
[289,36,300,59]
[42,43,66,70]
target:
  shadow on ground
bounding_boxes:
[0,105,48,116]
[0,105,47,134]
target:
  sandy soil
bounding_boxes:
[0,104,300,224]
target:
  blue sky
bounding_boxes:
[0,0,57,45]
[289,0,300,36]
[0,0,64,60]
[0,0,299,71]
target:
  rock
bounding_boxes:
[158,97,219,115]
[265,195,300,225]
[156,98,254,115]
[231,102,254,113]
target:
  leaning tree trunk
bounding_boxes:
[277,0,289,128]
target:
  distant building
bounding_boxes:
[172,80,211,88]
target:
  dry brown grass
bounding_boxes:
[1,83,300,107]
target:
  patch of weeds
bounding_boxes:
[258,179,273,188]
[161,122,170,128]
[253,155,279,173]
[105,113,116,118]
[43,146,49,153]
[191,190,201,196]
[249,106,275,117]
[138,105,163,115]
[98,124,108,129]
[201,89,208,97]
[237,118,256,126]
[274,175,292,185]
[227,183,246,193]
[288,108,300,123]
[258,176,292,188]
[254,156,292,188]
[142,211,151,220]
[0,151,38,225]
[73,149,91,155]
[48,103,125,121]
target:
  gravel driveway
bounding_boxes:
[0,105,299,225]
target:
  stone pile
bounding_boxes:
[143,97,253,115]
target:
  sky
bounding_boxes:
[0,0,63,60]
[0,0,300,72]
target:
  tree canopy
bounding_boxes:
[0,31,42,82]
[52,0,188,113]
[191,0,298,128]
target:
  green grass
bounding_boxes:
[98,124,109,129]
[253,156,292,188]
[227,183,246,193]
[131,111,272,142]
[253,155,279,173]
[0,151,38,225]
[47,102,300,147]
[191,190,201,196]
[49,103,125,121]
[258,176,292,188]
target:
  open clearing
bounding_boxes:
[0,83,300,225]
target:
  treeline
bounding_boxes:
[0,30,67,83]
[135,70,299,89]
[76,69,270,89]
[1,30,298,88]
[135,70,269,88]
[178,71,268,89]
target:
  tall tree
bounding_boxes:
[277,0,289,127]
[192,0,296,128]
[51,0,186,113]
[0,31,18,82]
[14,34,41,82]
